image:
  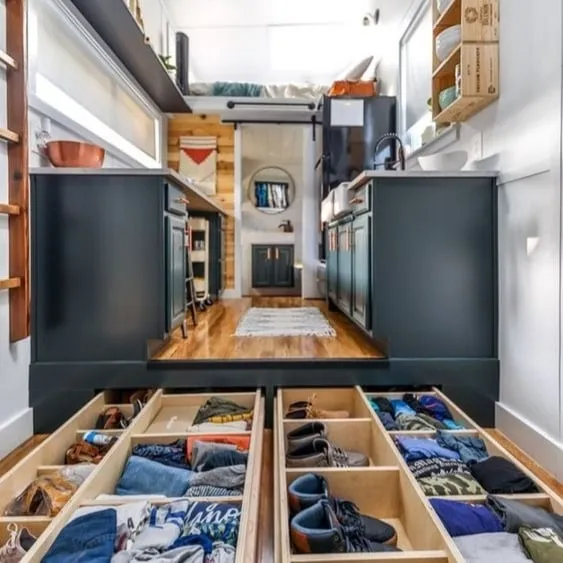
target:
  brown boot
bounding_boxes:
[286,422,327,454]
[285,394,350,419]
[286,438,369,468]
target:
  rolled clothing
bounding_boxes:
[408,457,472,480]
[403,393,437,417]
[486,496,563,535]
[454,532,529,563]
[370,397,394,416]
[131,500,189,551]
[183,501,241,546]
[113,540,236,563]
[442,419,464,430]
[192,397,252,426]
[43,508,116,563]
[518,527,563,562]
[435,431,488,465]
[70,501,151,551]
[417,413,448,430]
[115,456,193,497]
[191,441,247,471]
[188,465,246,490]
[188,421,249,433]
[394,436,462,462]
[186,435,250,461]
[396,413,436,431]
[429,499,503,537]
[470,456,539,494]
[132,441,188,470]
[376,411,399,431]
[184,485,243,497]
[390,400,416,418]
[418,395,454,421]
[417,473,486,496]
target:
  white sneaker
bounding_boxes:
[0,523,37,562]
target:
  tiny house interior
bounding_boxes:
[1,0,563,560]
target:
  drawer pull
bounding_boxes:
[275,248,279,260]
[267,248,271,260]
[175,197,190,205]
[350,197,364,204]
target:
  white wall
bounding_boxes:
[403,0,563,478]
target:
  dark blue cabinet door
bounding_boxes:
[351,213,371,329]
[166,215,187,332]
[327,226,338,301]
[337,223,352,314]
[273,245,294,287]
[252,245,273,287]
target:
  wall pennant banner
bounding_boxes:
[179,136,218,195]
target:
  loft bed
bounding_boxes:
[187,81,329,100]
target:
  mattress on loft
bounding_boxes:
[188,81,328,100]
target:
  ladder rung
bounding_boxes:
[0,277,21,290]
[0,49,17,70]
[0,203,20,215]
[0,127,19,143]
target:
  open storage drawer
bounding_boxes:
[6,389,264,563]
[275,387,461,562]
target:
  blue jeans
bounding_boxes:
[116,456,193,497]
[42,508,116,562]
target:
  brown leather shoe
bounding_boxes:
[286,438,369,468]
[286,422,327,454]
[285,394,350,419]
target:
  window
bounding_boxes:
[28,0,163,168]
[399,0,432,153]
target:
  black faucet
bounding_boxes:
[373,133,406,171]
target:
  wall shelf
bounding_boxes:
[431,0,499,124]
[67,0,191,113]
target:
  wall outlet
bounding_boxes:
[469,132,483,162]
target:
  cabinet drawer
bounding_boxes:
[165,182,187,216]
[350,182,371,215]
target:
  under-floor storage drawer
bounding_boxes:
[275,386,563,562]
[16,390,264,563]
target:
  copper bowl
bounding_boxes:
[45,141,105,168]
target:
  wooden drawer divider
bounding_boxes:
[275,387,461,562]
[13,389,264,563]
[358,386,563,560]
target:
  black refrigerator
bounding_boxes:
[321,95,396,199]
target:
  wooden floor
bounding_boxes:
[0,429,561,561]
[154,297,384,360]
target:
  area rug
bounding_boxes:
[234,307,336,337]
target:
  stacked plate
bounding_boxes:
[436,24,461,62]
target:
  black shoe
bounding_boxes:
[286,422,327,454]
[291,500,401,554]
[288,473,397,545]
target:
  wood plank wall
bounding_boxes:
[167,114,235,290]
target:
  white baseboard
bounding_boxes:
[495,402,563,482]
[0,408,33,460]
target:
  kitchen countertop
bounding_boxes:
[29,167,230,216]
[346,170,499,191]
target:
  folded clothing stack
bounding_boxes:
[36,499,241,563]
[114,435,250,498]
[430,496,563,563]
[395,433,539,496]
[189,398,253,433]
[369,394,465,432]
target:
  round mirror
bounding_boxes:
[248,166,295,214]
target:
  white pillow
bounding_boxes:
[336,56,374,81]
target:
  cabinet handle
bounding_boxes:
[275,248,279,260]
[175,197,190,205]
[350,197,364,204]
[267,248,271,260]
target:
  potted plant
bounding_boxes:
[158,55,176,80]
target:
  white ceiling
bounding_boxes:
[163,0,413,84]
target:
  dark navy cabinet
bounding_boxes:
[326,174,498,359]
[252,244,294,288]
[30,170,195,362]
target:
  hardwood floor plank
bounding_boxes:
[154,297,384,360]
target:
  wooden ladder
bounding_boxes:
[0,0,29,342]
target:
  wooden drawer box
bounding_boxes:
[276,386,563,562]
[16,390,264,563]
